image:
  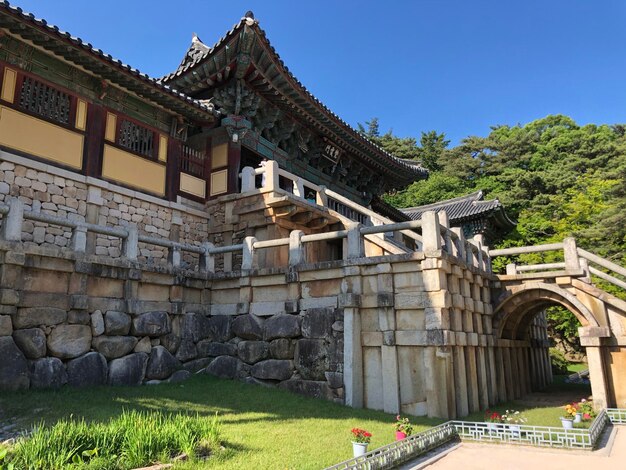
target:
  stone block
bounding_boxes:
[232,314,264,340]
[0,336,30,391]
[207,315,232,342]
[0,288,19,305]
[68,310,90,325]
[66,352,107,387]
[159,333,180,354]
[47,325,91,359]
[13,328,46,359]
[251,359,293,381]
[238,341,269,364]
[132,311,171,337]
[91,310,105,336]
[197,340,237,357]
[92,336,138,359]
[295,339,328,381]
[0,315,13,336]
[167,370,192,383]
[264,314,301,341]
[108,353,148,386]
[175,340,197,362]
[70,295,89,310]
[269,338,296,359]
[204,355,242,379]
[146,346,181,380]
[105,311,131,335]
[182,357,213,372]
[278,379,334,400]
[30,357,67,389]
[325,371,344,389]
[301,308,334,339]
[14,307,67,329]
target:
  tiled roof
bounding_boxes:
[402,191,514,226]
[160,14,428,185]
[0,1,219,120]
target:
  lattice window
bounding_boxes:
[118,119,154,157]
[180,145,206,177]
[18,77,71,125]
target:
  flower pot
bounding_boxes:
[573,413,582,423]
[395,431,407,441]
[352,442,369,458]
[508,424,521,437]
[560,417,574,430]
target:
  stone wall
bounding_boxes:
[0,151,210,267]
[0,241,344,401]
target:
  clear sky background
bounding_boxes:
[13,0,626,145]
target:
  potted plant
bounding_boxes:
[393,415,414,441]
[351,428,372,457]
[484,410,503,431]
[561,403,577,429]
[501,409,527,437]
[578,399,596,421]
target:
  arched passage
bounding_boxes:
[492,282,610,407]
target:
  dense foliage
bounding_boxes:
[365,115,626,352]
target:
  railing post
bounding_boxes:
[346,222,364,259]
[451,227,464,259]
[293,178,305,198]
[123,225,138,260]
[580,258,591,283]
[200,242,215,273]
[168,246,181,268]
[563,237,581,271]
[422,211,441,252]
[264,160,279,191]
[242,236,257,270]
[289,230,305,266]
[1,198,24,242]
[71,225,88,253]
[240,166,256,192]
[439,211,453,254]
[506,263,517,275]
[316,185,328,207]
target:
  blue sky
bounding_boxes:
[14,0,626,145]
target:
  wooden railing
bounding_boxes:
[179,144,207,178]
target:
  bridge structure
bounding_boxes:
[0,157,624,420]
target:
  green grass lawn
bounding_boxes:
[0,375,442,469]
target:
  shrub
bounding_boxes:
[7,410,220,469]
[549,347,570,375]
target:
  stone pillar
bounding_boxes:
[495,346,508,402]
[86,186,104,254]
[289,230,305,266]
[465,345,479,413]
[241,236,257,270]
[381,343,400,414]
[264,160,279,192]
[343,309,363,408]
[502,346,515,400]
[476,346,489,409]
[421,211,441,252]
[1,198,24,241]
[453,342,469,417]
[425,346,453,418]
[486,342,498,405]
[563,237,580,271]
[240,166,256,192]
[580,327,611,409]
[346,223,364,259]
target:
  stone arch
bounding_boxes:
[493,282,598,340]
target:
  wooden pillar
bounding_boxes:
[166,138,182,202]
[227,139,241,193]
[83,103,106,177]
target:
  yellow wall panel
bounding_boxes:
[212,143,228,168]
[1,68,16,103]
[158,134,168,162]
[0,106,83,169]
[102,144,165,196]
[75,99,87,131]
[210,169,228,196]
[180,172,206,198]
[105,112,116,142]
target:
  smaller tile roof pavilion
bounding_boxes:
[401,190,516,242]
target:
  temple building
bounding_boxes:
[401,191,516,243]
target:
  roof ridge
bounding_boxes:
[402,190,484,212]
